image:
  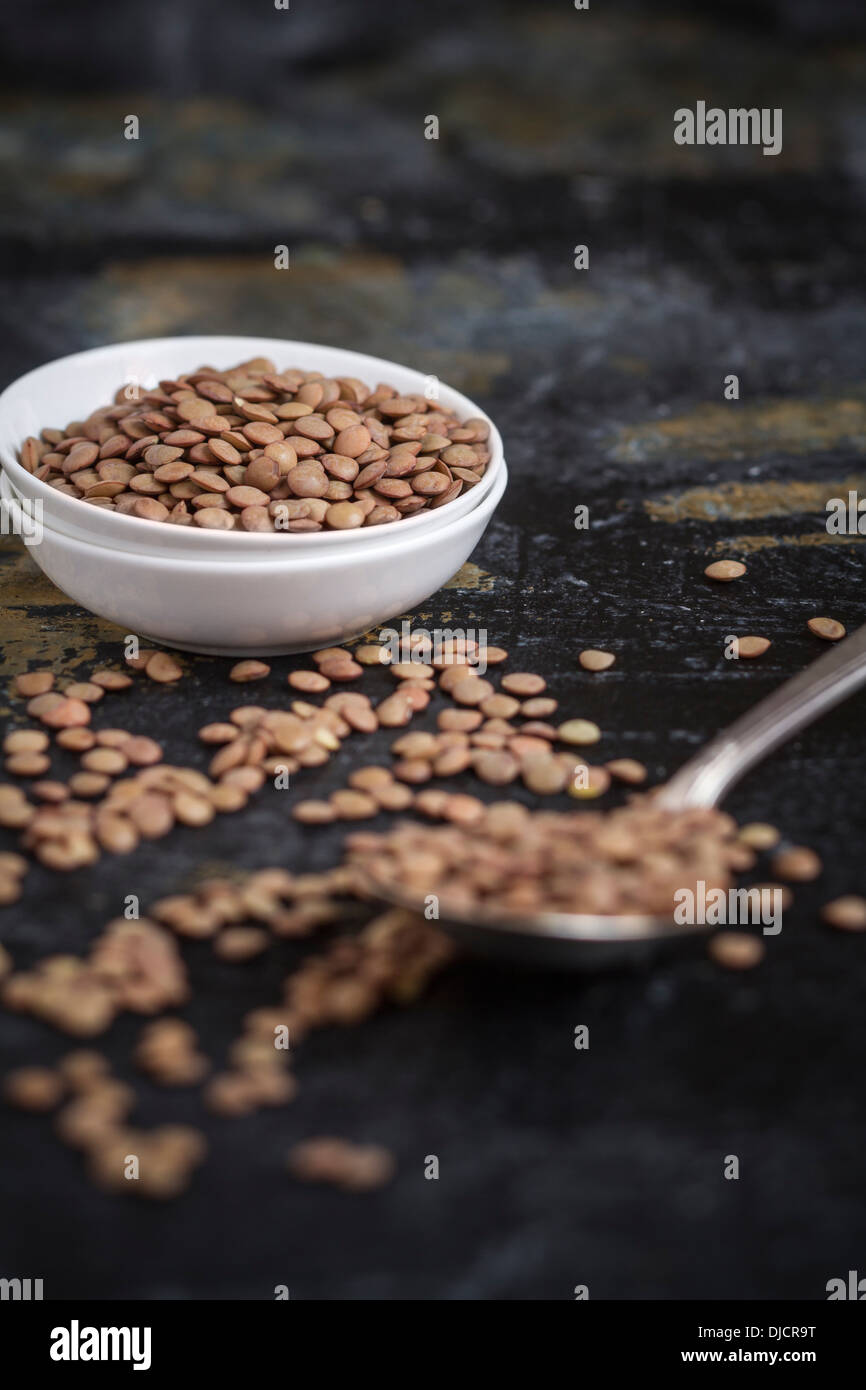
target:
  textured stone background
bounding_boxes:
[0,0,865,1300]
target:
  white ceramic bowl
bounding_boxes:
[0,465,507,655]
[0,336,503,556]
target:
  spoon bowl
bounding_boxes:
[364,622,866,967]
[366,879,685,969]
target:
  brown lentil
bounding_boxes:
[68,771,112,798]
[450,676,494,706]
[58,1049,110,1090]
[355,645,389,666]
[5,752,51,777]
[520,755,569,795]
[737,822,780,851]
[771,846,822,881]
[820,896,866,932]
[293,800,338,825]
[413,789,451,818]
[432,745,473,778]
[707,932,765,970]
[348,766,393,792]
[81,747,129,776]
[146,652,183,683]
[31,782,68,802]
[124,736,164,766]
[569,765,611,799]
[437,708,483,733]
[474,750,519,785]
[373,782,415,812]
[331,789,379,820]
[288,670,330,693]
[287,1138,395,1191]
[558,719,601,746]
[4,729,49,755]
[56,727,96,752]
[376,692,413,727]
[479,693,520,719]
[13,670,55,697]
[579,650,616,672]
[807,616,846,641]
[4,1066,65,1111]
[65,681,104,703]
[521,697,558,718]
[501,672,546,697]
[736,636,771,658]
[214,927,270,962]
[392,758,433,785]
[90,670,134,691]
[229,660,271,683]
[605,758,648,785]
[704,560,747,581]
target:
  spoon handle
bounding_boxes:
[658,623,866,809]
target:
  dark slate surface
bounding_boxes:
[0,0,865,1300]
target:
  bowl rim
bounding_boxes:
[0,334,503,549]
[0,460,508,571]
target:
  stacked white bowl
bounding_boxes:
[0,337,507,655]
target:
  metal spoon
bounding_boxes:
[368,623,866,968]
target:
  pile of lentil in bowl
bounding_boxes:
[17,357,492,532]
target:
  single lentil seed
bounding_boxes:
[65,682,104,703]
[81,748,129,776]
[737,822,780,851]
[229,660,271,683]
[293,800,337,825]
[4,730,49,754]
[707,933,765,970]
[13,671,55,697]
[500,673,546,696]
[5,752,51,777]
[771,846,822,881]
[736,636,771,658]
[579,650,616,672]
[704,560,747,581]
[605,758,647,785]
[288,670,330,693]
[146,652,184,683]
[820,896,866,932]
[807,616,846,641]
[558,719,601,746]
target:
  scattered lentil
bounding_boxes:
[287,1138,395,1191]
[820,896,866,931]
[807,617,846,642]
[146,652,183,683]
[705,560,746,581]
[737,823,780,851]
[707,933,765,970]
[229,660,271,683]
[501,673,546,696]
[558,719,601,746]
[4,1066,65,1111]
[13,671,55,698]
[735,636,771,658]
[579,650,616,672]
[605,758,648,785]
[771,846,822,881]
